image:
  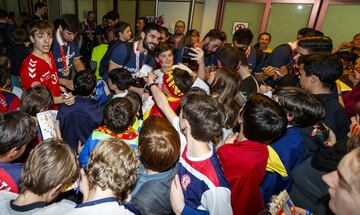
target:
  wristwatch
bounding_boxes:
[146,82,157,91]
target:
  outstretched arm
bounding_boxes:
[147,72,177,123]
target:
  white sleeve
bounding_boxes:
[201,187,232,215]
[172,116,187,153]
[192,77,210,95]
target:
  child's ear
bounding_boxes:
[7,147,19,159]
[310,74,319,83]
[287,113,294,122]
[155,57,159,63]
[29,35,35,43]
[47,184,62,202]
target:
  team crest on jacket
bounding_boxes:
[181,174,191,191]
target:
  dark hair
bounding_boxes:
[137,17,148,25]
[204,29,226,42]
[60,14,80,33]
[0,111,36,156]
[298,36,333,54]
[173,68,193,95]
[180,88,225,142]
[114,21,130,35]
[74,70,96,96]
[20,86,54,116]
[241,93,287,143]
[0,65,10,87]
[125,91,141,116]
[106,11,119,21]
[34,2,47,10]
[297,27,324,38]
[299,53,343,89]
[218,46,241,70]
[210,67,241,129]
[104,98,134,133]
[11,27,27,43]
[143,22,160,34]
[154,42,173,57]
[139,116,180,172]
[183,29,200,47]
[233,28,253,46]
[87,11,95,17]
[0,10,8,19]
[108,68,133,91]
[298,28,313,36]
[273,87,326,127]
[160,27,170,39]
[335,51,358,64]
[258,32,271,42]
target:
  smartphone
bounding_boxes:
[234,91,247,107]
[182,47,196,59]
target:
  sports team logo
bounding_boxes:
[181,174,191,191]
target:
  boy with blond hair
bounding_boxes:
[0,139,80,215]
[66,138,138,215]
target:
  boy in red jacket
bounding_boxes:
[217,93,288,215]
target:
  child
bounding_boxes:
[0,111,36,193]
[66,138,137,215]
[0,65,20,112]
[131,116,180,215]
[291,53,351,213]
[0,139,79,215]
[217,93,288,215]
[56,70,103,149]
[108,68,132,99]
[20,85,54,143]
[79,97,138,167]
[148,80,232,214]
[260,87,326,203]
[19,20,74,106]
[143,66,195,121]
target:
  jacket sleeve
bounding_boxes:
[199,187,233,215]
[181,204,210,215]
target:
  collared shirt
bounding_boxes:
[112,90,128,99]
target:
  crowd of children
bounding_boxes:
[0,7,360,215]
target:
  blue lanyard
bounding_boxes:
[75,197,118,208]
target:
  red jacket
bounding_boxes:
[217,140,269,215]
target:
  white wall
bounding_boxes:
[5,0,19,16]
[61,0,76,15]
[199,0,219,39]
[156,0,218,37]
[158,1,190,34]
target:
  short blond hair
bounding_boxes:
[19,139,79,195]
[87,138,137,200]
[348,148,360,192]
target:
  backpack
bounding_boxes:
[99,40,133,77]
